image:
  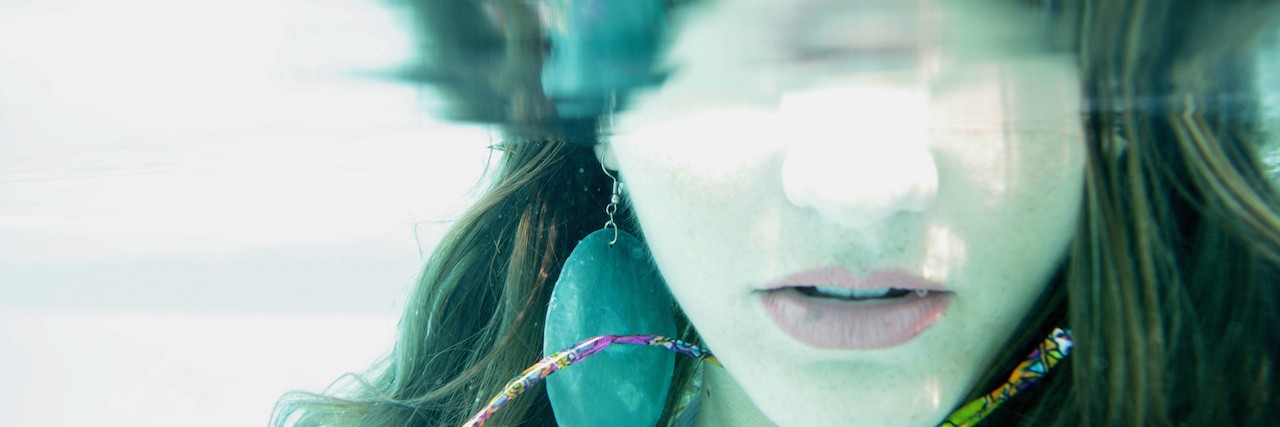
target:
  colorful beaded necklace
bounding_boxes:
[464,328,1073,427]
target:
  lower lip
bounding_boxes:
[761,288,949,350]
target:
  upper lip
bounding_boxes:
[761,267,946,292]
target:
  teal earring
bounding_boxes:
[543,162,677,427]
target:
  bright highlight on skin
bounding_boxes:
[780,85,937,229]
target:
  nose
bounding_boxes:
[779,85,938,229]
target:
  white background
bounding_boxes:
[0,0,495,425]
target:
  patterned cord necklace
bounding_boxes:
[463,328,1073,427]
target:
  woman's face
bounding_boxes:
[598,0,1085,425]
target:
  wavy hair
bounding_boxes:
[273,0,1280,425]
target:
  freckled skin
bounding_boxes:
[598,1,1085,426]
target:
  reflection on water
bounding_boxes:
[392,0,1280,171]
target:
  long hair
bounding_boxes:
[272,139,693,426]
[273,0,1280,425]
[970,1,1280,425]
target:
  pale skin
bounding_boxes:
[595,0,1086,425]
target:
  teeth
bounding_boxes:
[797,286,931,300]
[811,286,892,299]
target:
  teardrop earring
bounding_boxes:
[542,160,677,427]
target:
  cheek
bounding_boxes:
[932,132,1085,216]
[610,111,791,244]
[609,125,794,331]
[929,59,1085,258]
[926,134,1084,349]
[612,148,763,286]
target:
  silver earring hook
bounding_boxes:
[601,159,622,247]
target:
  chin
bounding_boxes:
[759,399,955,427]
[710,313,982,427]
